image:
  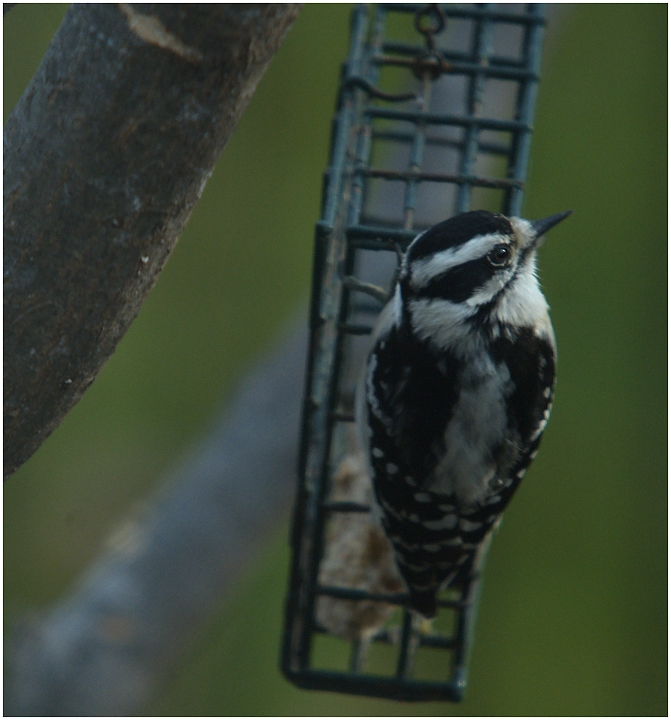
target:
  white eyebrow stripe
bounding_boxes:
[409,232,509,289]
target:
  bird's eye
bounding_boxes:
[487,244,511,267]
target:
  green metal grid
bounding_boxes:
[282,3,548,702]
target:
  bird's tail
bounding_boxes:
[408,588,438,619]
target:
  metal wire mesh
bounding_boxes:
[282,3,548,702]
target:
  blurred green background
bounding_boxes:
[4,4,667,716]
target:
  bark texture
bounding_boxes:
[3,3,301,479]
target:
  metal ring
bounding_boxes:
[414,4,446,40]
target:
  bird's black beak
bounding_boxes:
[531,211,572,246]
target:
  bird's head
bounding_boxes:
[398,210,571,349]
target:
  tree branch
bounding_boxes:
[6,316,307,716]
[3,3,301,479]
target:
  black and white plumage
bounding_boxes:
[356,209,571,619]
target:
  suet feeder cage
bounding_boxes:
[282,3,548,702]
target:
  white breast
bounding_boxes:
[429,356,513,505]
